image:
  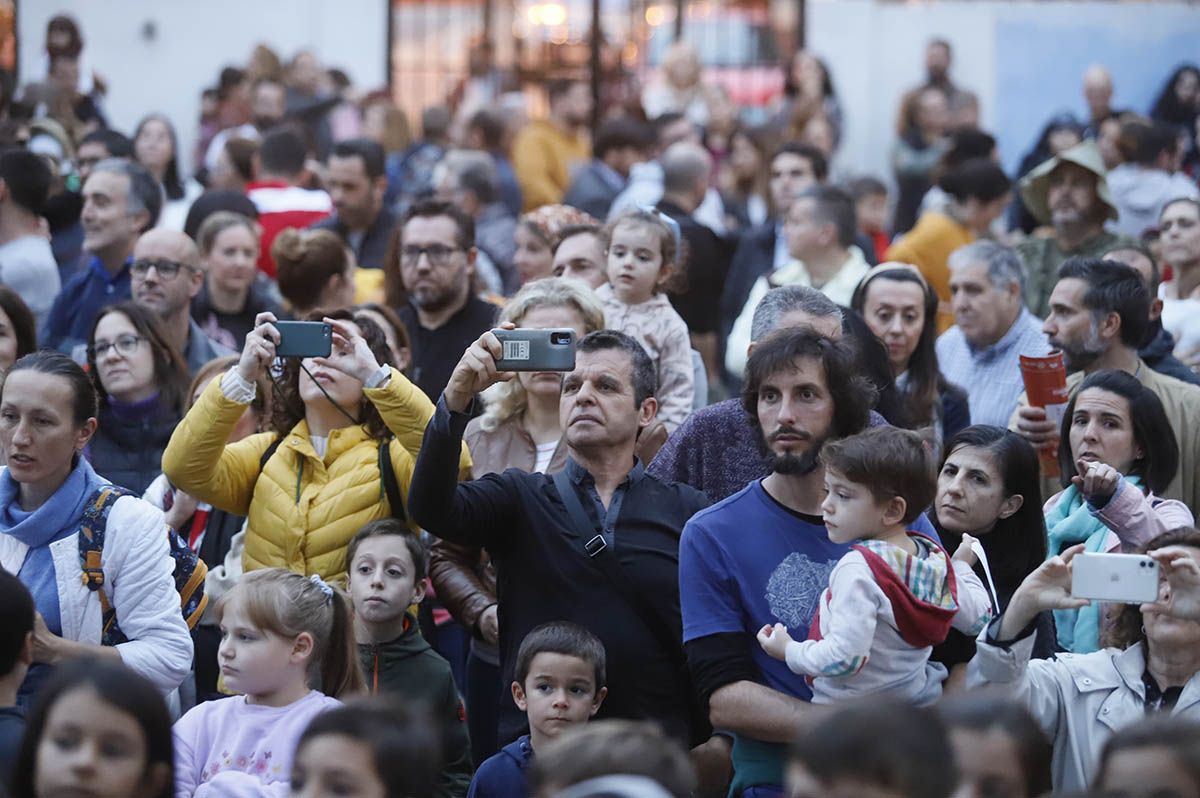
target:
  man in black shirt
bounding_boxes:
[409,329,710,748]
[393,200,498,401]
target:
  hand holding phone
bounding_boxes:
[273,321,333,358]
[238,312,282,382]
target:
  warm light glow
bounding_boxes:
[527,1,567,27]
[645,5,666,26]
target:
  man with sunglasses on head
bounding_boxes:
[131,228,234,375]
[43,158,162,359]
[395,199,498,402]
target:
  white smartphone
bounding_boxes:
[1071,552,1160,604]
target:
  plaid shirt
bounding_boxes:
[936,308,1051,428]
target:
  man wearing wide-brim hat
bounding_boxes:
[1015,140,1133,317]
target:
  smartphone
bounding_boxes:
[493,328,576,372]
[273,321,333,358]
[1071,552,1160,604]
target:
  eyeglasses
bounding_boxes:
[400,244,460,268]
[131,258,196,280]
[89,334,144,359]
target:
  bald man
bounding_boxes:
[131,228,235,374]
[1083,65,1115,133]
[656,141,732,387]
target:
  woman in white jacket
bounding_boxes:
[968,527,1200,793]
[0,351,192,705]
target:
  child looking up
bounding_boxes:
[172,569,361,797]
[595,209,694,433]
[469,622,607,798]
[758,426,992,705]
[348,518,473,798]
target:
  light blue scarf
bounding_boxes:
[1045,476,1141,653]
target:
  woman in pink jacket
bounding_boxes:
[1044,369,1194,653]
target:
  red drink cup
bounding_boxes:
[1020,352,1069,479]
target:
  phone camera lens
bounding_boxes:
[552,333,570,345]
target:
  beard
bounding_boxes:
[1053,328,1106,373]
[757,423,827,476]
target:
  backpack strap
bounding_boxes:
[259,435,284,471]
[77,486,135,646]
[378,438,407,523]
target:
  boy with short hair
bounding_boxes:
[757,426,992,705]
[348,519,473,798]
[0,570,34,786]
[469,621,608,798]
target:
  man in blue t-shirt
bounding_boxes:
[679,328,939,796]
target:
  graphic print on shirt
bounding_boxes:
[765,552,837,628]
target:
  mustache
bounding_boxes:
[769,426,811,443]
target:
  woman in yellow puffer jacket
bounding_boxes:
[163,308,470,580]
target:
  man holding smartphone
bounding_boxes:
[408,328,714,756]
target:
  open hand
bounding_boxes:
[1142,546,1200,623]
[312,316,382,383]
[757,622,793,662]
[443,324,516,413]
[1072,459,1121,505]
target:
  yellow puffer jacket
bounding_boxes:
[162,368,471,580]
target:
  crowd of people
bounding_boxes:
[3,11,1200,798]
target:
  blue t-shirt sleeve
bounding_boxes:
[679,516,745,642]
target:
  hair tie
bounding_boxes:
[309,574,334,603]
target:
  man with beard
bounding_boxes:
[677,328,941,795]
[309,138,396,270]
[512,79,592,211]
[1015,141,1131,318]
[1011,257,1200,510]
[394,199,498,401]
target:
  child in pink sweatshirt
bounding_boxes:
[172,569,361,797]
[758,427,993,705]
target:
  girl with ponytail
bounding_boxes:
[172,568,363,796]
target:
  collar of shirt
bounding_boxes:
[594,160,627,192]
[88,255,132,286]
[1143,669,1184,713]
[565,455,645,488]
[772,222,789,271]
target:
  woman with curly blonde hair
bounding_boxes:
[428,276,604,763]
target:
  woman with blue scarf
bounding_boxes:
[0,352,192,705]
[1044,370,1193,653]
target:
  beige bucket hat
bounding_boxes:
[1018,140,1120,226]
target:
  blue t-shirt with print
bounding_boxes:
[679,479,938,790]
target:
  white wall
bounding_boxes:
[808,0,1200,183]
[19,0,389,173]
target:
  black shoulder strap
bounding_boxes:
[379,438,407,523]
[551,469,706,743]
[258,436,284,471]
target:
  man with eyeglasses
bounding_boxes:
[394,199,498,402]
[43,158,161,360]
[131,228,235,374]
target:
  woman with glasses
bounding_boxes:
[84,301,189,495]
[162,307,470,582]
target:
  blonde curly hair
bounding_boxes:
[478,278,605,431]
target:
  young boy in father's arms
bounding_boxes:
[468,621,608,798]
[0,570,34,788]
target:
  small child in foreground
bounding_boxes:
[348,518,473,798]
[758,426,992,704]
[468,621,607,798]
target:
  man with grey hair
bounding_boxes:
[433,149,515,294]
[656,141,731,393]
[44,158,162,356]
[649,285,849,501]
[936,240,1050,427]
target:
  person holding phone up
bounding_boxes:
[162,309,471,582]
[968,528,1200,793]
[1042,370,1193,654]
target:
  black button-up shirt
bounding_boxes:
[410,398,710,745]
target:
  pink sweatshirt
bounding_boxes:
[173,690,341,797]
